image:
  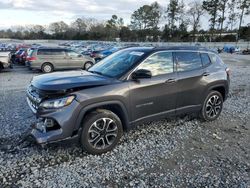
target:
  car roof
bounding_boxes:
[125,46,216,54]
[37,47,67,50]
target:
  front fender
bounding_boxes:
[74,100,130,132]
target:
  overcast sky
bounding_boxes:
[0,0,249,30]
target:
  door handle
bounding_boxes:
[202,72,210,76]
[165,79,176,83]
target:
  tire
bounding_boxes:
[200,90,223,121]
[80,109,123,155]
[41,63,53,73]
[84,61,93,70]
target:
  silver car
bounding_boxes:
[26,48,95,73]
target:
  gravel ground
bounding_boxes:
[0,53,249,187]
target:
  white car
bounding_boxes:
[0,52,11,71]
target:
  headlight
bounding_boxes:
[40,96,75,109]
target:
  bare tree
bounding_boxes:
[71,18,87,33]
[218,0,229,37]
[227,0,238,31]
[188,1,204,40]
[237,0,250,39]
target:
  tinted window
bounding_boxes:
[37,49,65,55]
[200,53,211,66]
[175,52,202,72]
[137,52,173,76]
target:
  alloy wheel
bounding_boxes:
[205,95,222,118]
[43,65,52,73]
[87,118,118,150]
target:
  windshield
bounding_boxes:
[88,49,145,78]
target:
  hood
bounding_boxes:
[31,70,116,91]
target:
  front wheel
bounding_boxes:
[80,110,123,155]
[84,61,93,70]
[200,91,223,121]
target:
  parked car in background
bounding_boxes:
[26,47,95,73]
[27,46,230,154]
[14,48,27,64]
[0,52,12,71]
[90,47,120,62]
[242,48,250,55]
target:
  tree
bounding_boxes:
[227,0,238,31]
[218,0,229,38]
[202,0,220,38]
[49,21,69,39]
[237,0,250,39]
[188,1,204,41]
[130,2,162,30]
[166,0,182,34]
[71,18,87,33]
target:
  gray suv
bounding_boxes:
[26,47,95,73]
[27,47,230,154]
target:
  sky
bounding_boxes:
[0,0,189,29]
[0,0,249,30]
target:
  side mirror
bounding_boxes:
[131,69,152,80]
[77,54,82,57]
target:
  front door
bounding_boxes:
[66,50,83,69]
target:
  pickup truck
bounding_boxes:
[0,52,11,71]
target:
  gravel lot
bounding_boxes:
[0,53,249,187]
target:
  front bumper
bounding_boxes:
[28,99,83,144]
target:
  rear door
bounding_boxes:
[129,51,178,122]
[174,51,207,113]
[66,50,83,68]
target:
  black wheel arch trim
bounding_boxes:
[74,100,130,132]
[204,81,229,101]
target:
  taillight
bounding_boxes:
[27,56,37,61]
[226,67,231,76]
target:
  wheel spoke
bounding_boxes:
[88,129,101,142]
[93,137,105,149]
[88,118,118,150]
[93,121,104,131]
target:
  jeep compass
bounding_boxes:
[26,46,230,154]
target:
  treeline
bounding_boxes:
[0,0,250,42]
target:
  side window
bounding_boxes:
[200,53,211,67]
[175,52,202,72]
[137,52,173,76]
[51,49,65,55]
[37,49,51,55]
[67,50,80,57]
[208,53,224,66]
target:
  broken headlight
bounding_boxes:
[40,96,75,109]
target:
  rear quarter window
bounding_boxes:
[208,53,225,66]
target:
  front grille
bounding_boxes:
[27,85,42,113]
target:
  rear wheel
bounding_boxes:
[80,110,123,155]
[42,63,53,73]
[200,91,223,121]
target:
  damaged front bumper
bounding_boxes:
[29,100,83,145]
